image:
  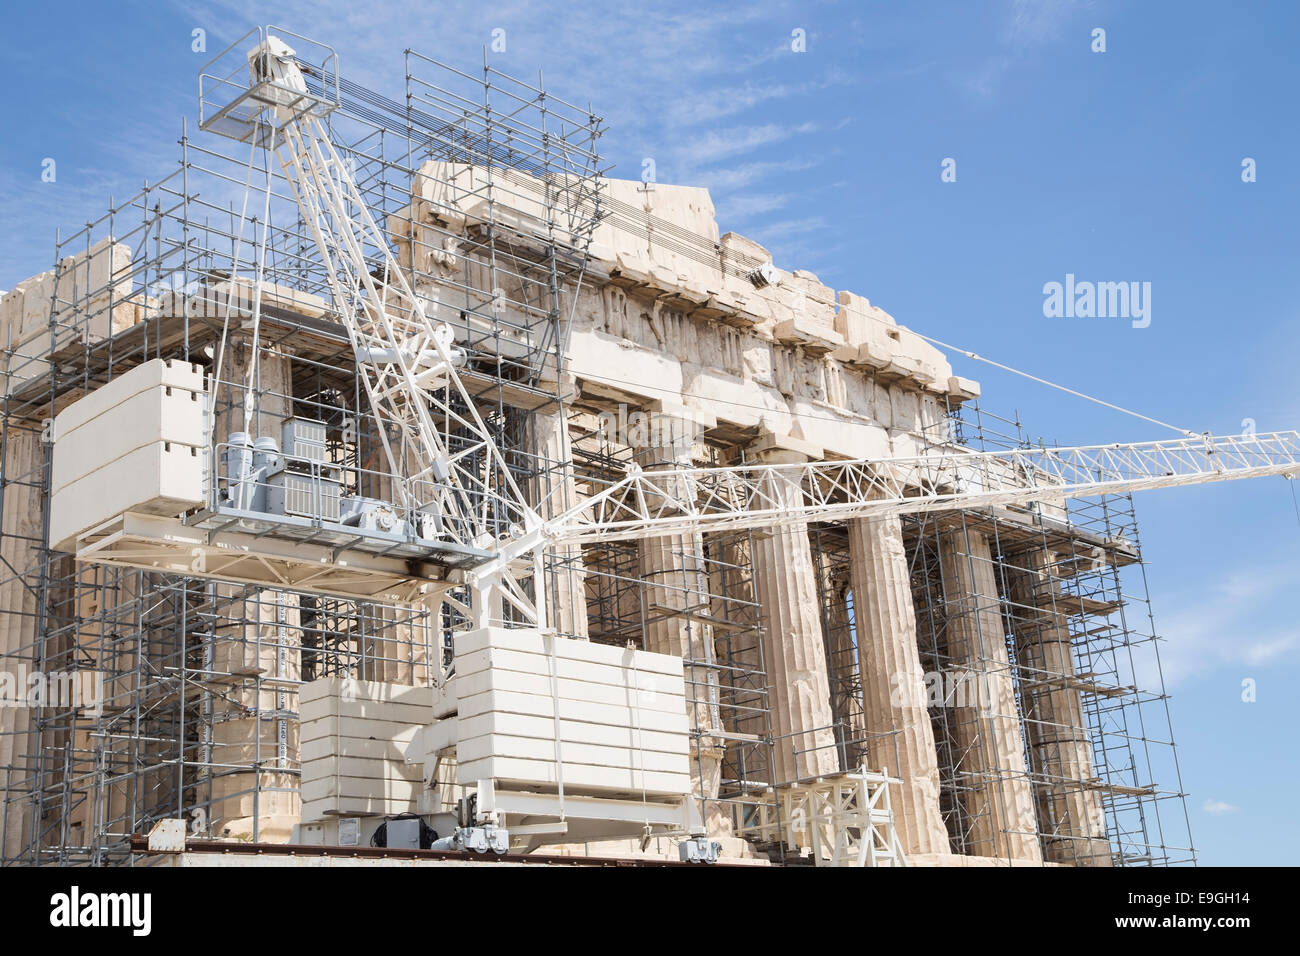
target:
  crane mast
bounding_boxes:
[245,36,543,625]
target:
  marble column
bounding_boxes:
[939,526,1041,862]
[747,449,838,785]
[817,556,865,766]
[847,513,950,856]
[527,405,589,639]
[635,412,727,835]
[1008,548,1112,866]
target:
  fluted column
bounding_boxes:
[528,405,589,639]
[0,428,42,858]
[748,449,838,785]
[635,412,727,835]
[1009,548,1112,866]
[847,513,950,856]
[817,557,865,765]
[939,526,1041,862]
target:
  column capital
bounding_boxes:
[745,429,823,465]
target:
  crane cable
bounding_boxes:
[209,121,268,501]
[911,331,1199,438]
[242,131,276,436]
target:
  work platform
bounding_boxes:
[74,510,487,603]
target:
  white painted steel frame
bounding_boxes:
[541,431,1300,547]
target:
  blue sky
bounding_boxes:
[2,0,1297,865]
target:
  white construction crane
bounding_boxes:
[222,33,1300,632]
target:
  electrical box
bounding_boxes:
[282,418,327,461]
[267,472,342,521]
[384,817,421,850]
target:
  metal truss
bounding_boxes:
[735,770,908,867]
[541,431,1300,547]
[218,33,536,552]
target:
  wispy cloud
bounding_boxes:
[666,71,854,127]
[964,0,1082,99]
[1202,799,1238,816]
[1147,564,1300,689]
[714,192,792,219]
[677,122,819,166]
[691,158,821,194]
[7,0,846,281]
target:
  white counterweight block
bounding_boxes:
[49,358,207,551]
[452,627,693,800]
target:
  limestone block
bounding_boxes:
[412,161,475,231]
[773,315,845,355]
[948,375,981,402]
[301,713,427,747]
[720,232,770,266]
[889,387,922,436]
[888,432,923,460]
[793,404,891,460]
[186,276,328,321]
[49,441,204,550]
[2,345,50,398]
[301,735,420,764]
[455,756,690,796]
[18,271,55,343]
[891,328,951,389]
[835,290,894,341]
[456,711,684,754]
[301,676,434,709]
[57,238,131,305]
[298,678,435,823]
[51,381,204,493]
[683,367,791,433]
[457,689,688,735]
[82,300,144,344]
[389,208,460,275]
[0,286,25,344]
[568,327,684,402]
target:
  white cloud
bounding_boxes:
[1202,799,1238,816]
[677,122,818,166]
[1146,564,1300,689]
[691,158,821,194]
[715,193,792,219]
[665,71,853,127]
[963,0,1082,99]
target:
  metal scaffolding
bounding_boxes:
[0,40,609,864]
[0,33,1194,868]
[900,403,1195,866]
